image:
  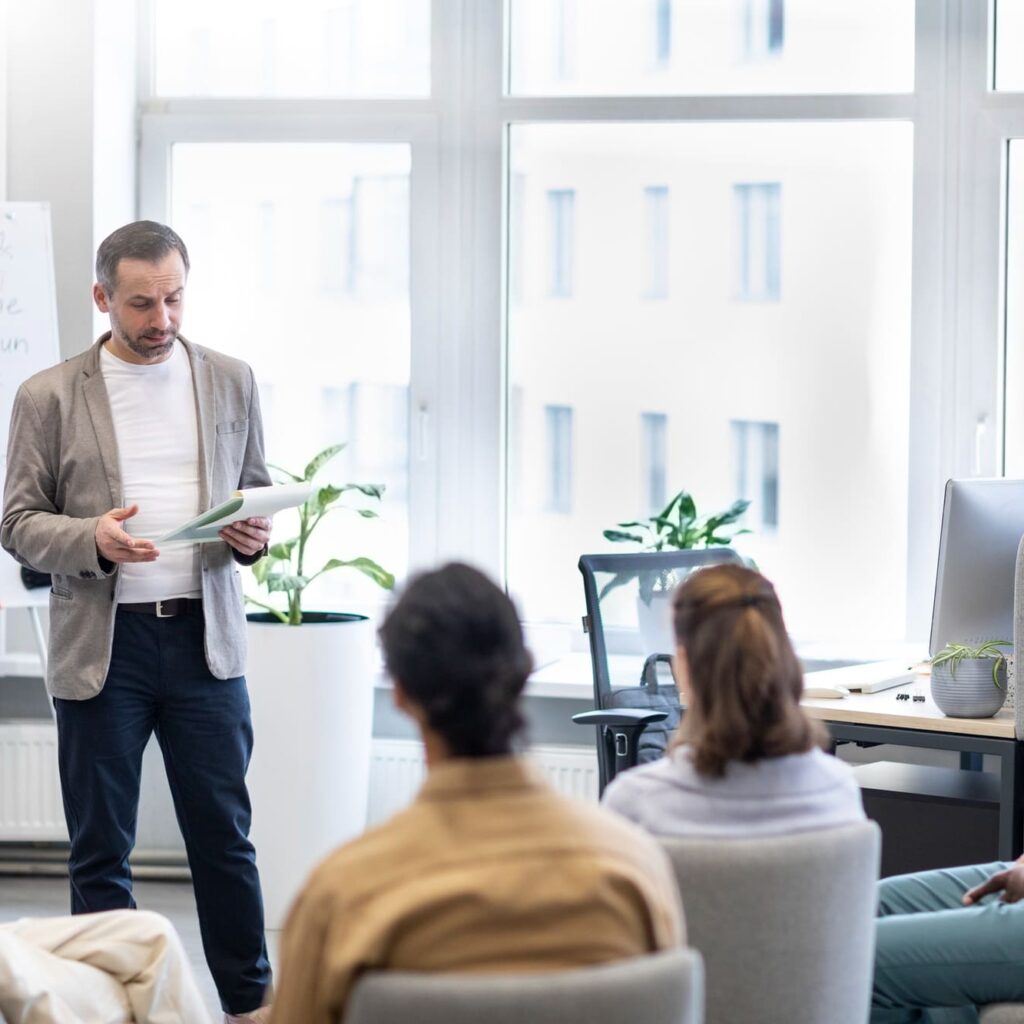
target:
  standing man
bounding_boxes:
[2,221,274,1023]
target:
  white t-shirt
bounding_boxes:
[602,745,865,839]
[100,341,201,603]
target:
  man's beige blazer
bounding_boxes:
[1,335,272,700]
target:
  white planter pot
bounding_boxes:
[636,590,675,659]
[245,613,374,929]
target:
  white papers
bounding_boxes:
[159,482,313,544]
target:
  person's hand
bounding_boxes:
[95,504,159,564]
[963,862,1024,905]
[219,516,271,557]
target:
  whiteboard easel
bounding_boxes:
[0,202,62,699]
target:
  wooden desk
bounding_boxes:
[802,681,1023,859]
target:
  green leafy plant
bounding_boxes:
[247,443,394,625]
[601,489,751,603]
[930,640,1012,688]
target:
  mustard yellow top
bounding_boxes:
[271,756,684,1024]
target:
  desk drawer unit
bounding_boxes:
[854,761,1000,876]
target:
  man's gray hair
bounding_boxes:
[95,221,190,297]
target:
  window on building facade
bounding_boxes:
[735,182,781,302]
[547,189,576,298]
[732,419,780,531]
[545,405,574,513]
[641,412,669,514]
[643,185,670,299]
[259,202,276,292]
[319,197,355,293]
[744,0,785,60]
[654,0,672,67]
[351,175,410,300]
[553,0,578,81]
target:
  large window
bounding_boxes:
[152,0,430,98]
[169,142,411,609]
[506,121,912,644]
[509,0,913,96]
[140,2,1021,651]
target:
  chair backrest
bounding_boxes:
[578,549,743,786]
[659,821,880,1024]
[343,948,704,1024]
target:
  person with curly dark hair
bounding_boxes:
[271,562,684,1024]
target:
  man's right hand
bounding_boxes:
[95,504,159,564]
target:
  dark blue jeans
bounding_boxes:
[54,607,271,1014]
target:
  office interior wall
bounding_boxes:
[0,0,7,201]
[92,0,139,338]
[5,0,95,358]
[4,0,137,359]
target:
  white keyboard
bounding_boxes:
[802,660,916,695]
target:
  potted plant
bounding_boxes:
[244,443,394,927]
[929,639,1011,719]
[602,489,750,655]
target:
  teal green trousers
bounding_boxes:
[872,862,1024,1024]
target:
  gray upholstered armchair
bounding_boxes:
[342,948,705,1024]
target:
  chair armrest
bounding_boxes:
[572,708,669,728]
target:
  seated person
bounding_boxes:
[270,562,684,1024]
[0,908,208,1023]
[603,563,864,836]
[872,860,1024,1022]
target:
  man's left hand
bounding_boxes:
[220,516,272,557]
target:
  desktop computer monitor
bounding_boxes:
[929,478,1024,657]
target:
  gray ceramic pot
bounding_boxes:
[930,658,1008,718]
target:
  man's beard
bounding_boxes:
[111,314,176,360]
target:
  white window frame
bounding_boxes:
[136,0,1015,644]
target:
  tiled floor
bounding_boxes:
[0,874,280,1022]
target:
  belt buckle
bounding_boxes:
[155,599,173,618]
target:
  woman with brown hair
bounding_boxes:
[603,563,864,836]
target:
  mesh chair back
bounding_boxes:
[343,949,704,1024]
[659,821,880,1024]
[578,549,743,782]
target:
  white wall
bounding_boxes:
[4,0,137,358]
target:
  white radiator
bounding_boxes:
[0,722,67,840]
[0,727,598,839]
[367,739,600,826]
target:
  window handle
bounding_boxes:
[974,414,989,476]
[417,402,429,462]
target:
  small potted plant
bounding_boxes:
[244,442,394,927]
[930,639,1012,718]
[602,489,750,655]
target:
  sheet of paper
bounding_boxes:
[159,482,313,544]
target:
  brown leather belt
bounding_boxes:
[118,598,203,618]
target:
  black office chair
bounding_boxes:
[573,549,743,793]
